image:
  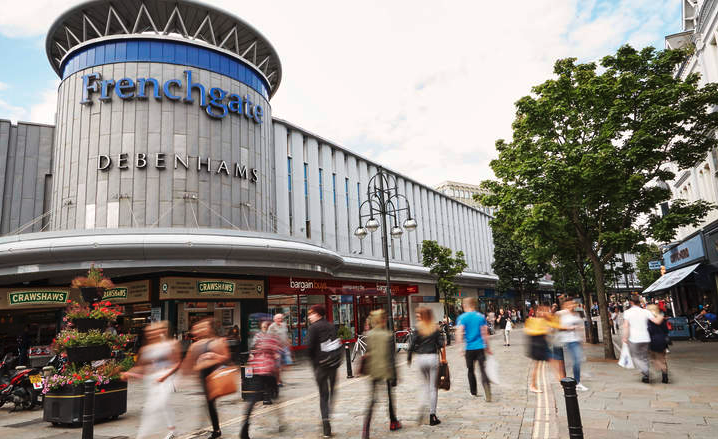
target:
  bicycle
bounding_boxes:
[351,334,367,362]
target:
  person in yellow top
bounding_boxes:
[524,305,553,392]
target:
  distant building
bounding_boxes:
[434,181,495,215]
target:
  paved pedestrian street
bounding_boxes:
[2,332,718,438]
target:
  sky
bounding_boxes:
[0,0,683,188]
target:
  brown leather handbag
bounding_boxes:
[437,346,450,391]
[206,365,239,400]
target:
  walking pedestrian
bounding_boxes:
[307,304,342,438]
[525,305,550,393]
[268,313,292,386]
[181,319,230,439]
[240,320,284,439]
[558,299,588,391]
[362,309,401,439]
[547,303,566,380]
[122,321,181,439]
[456,297,493,402]
[505,310,513,346]
[647,304,670,383]
[622,295,664,383]
[408,306,445,426]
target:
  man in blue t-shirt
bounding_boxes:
[456,297,493,402]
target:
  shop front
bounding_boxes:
[102,280,152,336]
[267,277,418,349]
[159,276,265,350]
[642,232,713,316]
[0,287,78,366]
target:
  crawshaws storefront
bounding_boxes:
[267,277,418,349]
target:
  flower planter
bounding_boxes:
[43,380,127,426]
[72,318,108,332]
[66,345,111,363]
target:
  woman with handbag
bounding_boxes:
[182,319,230,439]
[408,306,445,426]
[362,309,402,439]
[647,304,670,383]
[121,321,181,439]
[241,320,284,439]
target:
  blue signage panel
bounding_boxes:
[648,260,662,270]
[61,39,271,100]
[663,234,705,271]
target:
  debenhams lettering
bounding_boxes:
[97,153,259,182]
[80,70,264,123]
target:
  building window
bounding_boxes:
[288,157,293,234]
[332,173,338,249]
[319,168,325,242]
[357,181,363,254]
[304,163,310,239]
[345,177,351,251]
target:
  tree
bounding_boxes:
[482,45,718,359]
[636,244,663,289]
[491,226,545,306]
[421,240,468,319]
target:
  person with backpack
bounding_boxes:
[307,304,342,438]
[362,309,402,438]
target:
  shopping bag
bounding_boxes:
[206,365,239,400]
[617,342,634,369]
[485,354,500,385]
[437,361,451,390]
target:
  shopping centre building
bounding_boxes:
[0,0,498,356]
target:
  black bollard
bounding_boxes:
[345,343,353,378]
[560,377,584,439]
[82,380,96,439]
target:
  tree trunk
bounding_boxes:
[588,255,617,359]
[578,273,595,344]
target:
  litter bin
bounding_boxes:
[584,321,591,341]
[591,321,599,344]
[238,352,257,401]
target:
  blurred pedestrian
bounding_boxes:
[362,309,401,439]
[408,306,445,426]
[622,295,664,383]
[181,319,230,439]
[456,297,493,401]
[525,305,551,393]
[268,313,292,386]
[559,299,588,391]
[548,303,566,380]
[122,321,181,439]
[241,320,284,439]
[647,304,670,383]
[307,304,342,438]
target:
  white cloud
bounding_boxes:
[0,0,682,187]
[0,81,8,91]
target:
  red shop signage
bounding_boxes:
[268,277,418,296]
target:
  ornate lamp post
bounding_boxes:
[354,168,418,331]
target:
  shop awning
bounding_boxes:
[642,262,700,295]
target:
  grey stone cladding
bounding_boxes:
[50,62,273,232]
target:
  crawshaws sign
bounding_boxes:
[9,290,68,305]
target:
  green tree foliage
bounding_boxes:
[636,244,663,289]
[491,226,545,302]
[421,240,468,318]
[481,45,718,359]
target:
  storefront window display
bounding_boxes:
[268,277,418,349]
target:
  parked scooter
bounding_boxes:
[0,352,43,410]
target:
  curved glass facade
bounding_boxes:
[60,39,270,100]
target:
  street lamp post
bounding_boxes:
[354,168,417,331]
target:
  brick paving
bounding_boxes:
[3,327,717,438]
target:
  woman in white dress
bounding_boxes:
[122,321,181,439]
